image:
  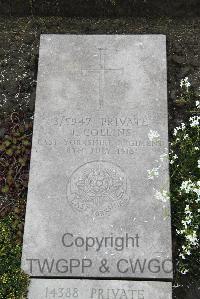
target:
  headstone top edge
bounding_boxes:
[39,33,166,39]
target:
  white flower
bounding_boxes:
[185,82,191,91]
[196,100,200,109]
[183,134,189,140]
[173,123,186,136]
[185,205,192,215]
[195,147,199,150]
[184,249,191,256]
[173,126,181,136]
[181,268,189,274]
[154,189,170,203]
[182,219,190,228]
[181,245,191,256]
[198,159,200,168]
[180,180,195,193]
[194,189,200,203]
[170,153,178,164]
[186,231,198,245]
[180,77,191,92]
[179,253,186,260]
[147,167,160,180]
[189,116,200,127]
[148,130,160,142]
[173,128,178,136]
[181,123,186,130]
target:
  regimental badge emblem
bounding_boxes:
[67,161,130,217]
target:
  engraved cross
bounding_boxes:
[81,48,123,108]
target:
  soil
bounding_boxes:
[0,16,200,299]
[1,0,200,17]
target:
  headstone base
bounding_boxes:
[27,279,172,299]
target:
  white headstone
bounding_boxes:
[22,35,172,280]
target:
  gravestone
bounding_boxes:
[28,279,172,299]
[22,35,172,297]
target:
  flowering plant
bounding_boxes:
[170,97,200,278]
[146,78,200,283]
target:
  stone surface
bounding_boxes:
[27,279,172,299]
[22,34,172,278]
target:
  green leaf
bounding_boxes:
[1,185,9,193]
[5,148,13,156]
[4,140,11,147]
[22,139,30,146]
[18,158,26,166]
[0,144,6,151]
